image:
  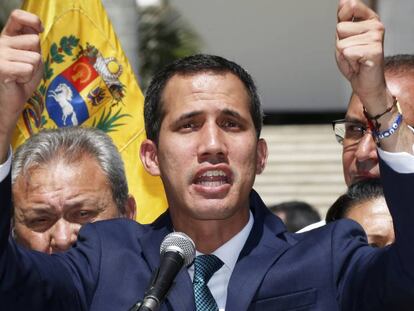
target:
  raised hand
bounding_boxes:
[0,9,43,162]
[336,0,413,153]
[335,0,392,114]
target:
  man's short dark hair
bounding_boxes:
[326,178,383,222]
[269,201,321,232]
[384,54,414,75]
[144,54,263,143]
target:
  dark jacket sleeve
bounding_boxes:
[0,173,98,311]
[334,158,414,310]
[0,173,12,251]
[379,157,414,277]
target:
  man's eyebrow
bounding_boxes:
[174,111,203,123]
[63,200,86,208]
[21,207,56,216]
[221,108,243,119]
[344,115,366,124]
[173,108,245,123]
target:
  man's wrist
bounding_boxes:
[0,139,11,164]
[0,145,10,164]
[0,146,12,183]
[361,89,414,154]
[0,125,15,163]
[361,88,394,120]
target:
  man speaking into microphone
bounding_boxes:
[1,1,414,310]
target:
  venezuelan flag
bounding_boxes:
[13,0,167,223]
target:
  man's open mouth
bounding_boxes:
[194,169,231,187]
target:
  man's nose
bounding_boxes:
[197,123,227,163]
[355,133,378,163]
[50,219,79,253]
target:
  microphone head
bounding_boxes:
[160,232,196,266]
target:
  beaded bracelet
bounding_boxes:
[373,113,403,142]
[363,97,398,131]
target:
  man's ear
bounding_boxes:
[256,138,268,175]
[140,139,161,176]
[123,195,136,220]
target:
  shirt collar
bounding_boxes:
[196,210,254,271]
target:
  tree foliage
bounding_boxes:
[137,2,202,90]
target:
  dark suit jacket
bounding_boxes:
[1,159,414,310]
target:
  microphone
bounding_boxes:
[129,232,196,311]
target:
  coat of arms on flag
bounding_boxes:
[24,37,130,132]
[13,0,168,224]
[41,39,128,129]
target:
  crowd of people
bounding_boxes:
[1,0,414,310]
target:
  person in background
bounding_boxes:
[334,54,414,186]
[301,55,414,233]
[12,126,136,254]
[325,178,393,247]
[269,201,320,232]
[322,54,414,238]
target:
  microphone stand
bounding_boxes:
[128,301,153,311]
[128,295,161,311]
[128,268,161,311]
[128,232,195,311]
[128,301,144,311]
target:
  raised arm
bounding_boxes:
[0,9,43,163]
[335,1,414,309]
[335,0,414,154]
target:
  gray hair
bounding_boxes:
[12,127,129,214]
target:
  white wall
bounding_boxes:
[378,0,414,56]
[169,0,351,113]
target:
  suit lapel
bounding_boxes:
[138,191,292,311]
[226,191,292,310]
[165,268,195,310]
[138,212,195,311]
[138,212,171,272]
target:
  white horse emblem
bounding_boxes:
[48,83,79,126]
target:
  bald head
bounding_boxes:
[385,73,414,125]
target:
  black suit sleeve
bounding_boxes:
[335,158,414,310]
[379,158,414,277]
[0,172,11,252]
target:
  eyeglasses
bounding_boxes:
[331,119,372,145]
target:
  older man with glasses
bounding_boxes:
[301,55,414,236]
[333,54,414,186]
[316,55,414,245]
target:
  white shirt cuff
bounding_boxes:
[0,147,12,182]
[378,148,414,174]
[296,220,326,233]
